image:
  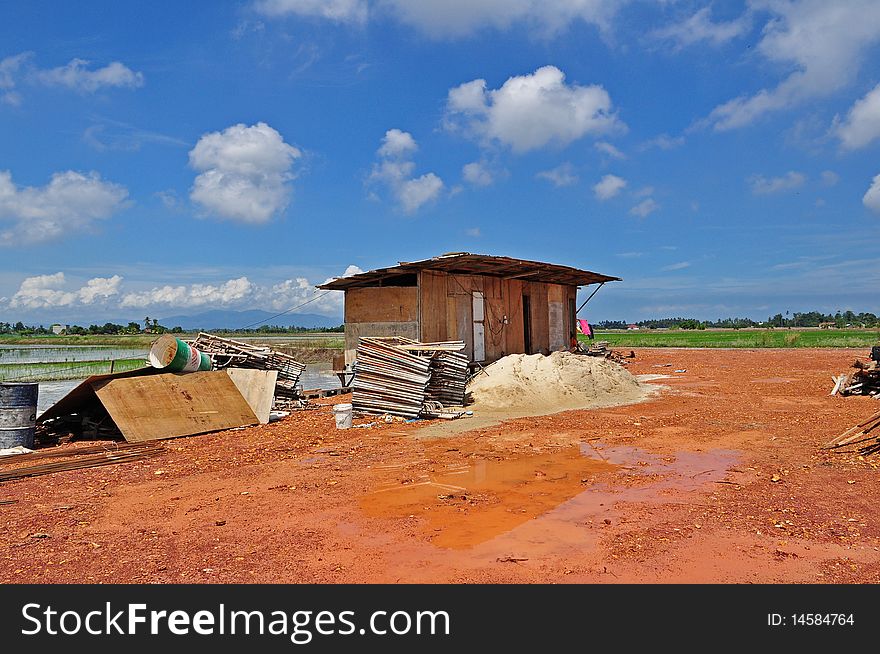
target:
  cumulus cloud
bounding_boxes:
[445,65,623,153]
[652,6,750,49]
[640,133,685,150]
[255,0,367,23]
[0,170,129,246]
[593,173,626,200]
[703,1,880,131]
[377,128,418,158]
[594,141,625,159]
[821,170,840,187]
[749,171,806,195]
[536,162,578,187]
[369,129,444,213]
[661,261,691,271]
[375,0,622,39]
[35,59,144,93]
[630,197,659,217]
[865,174,880,213]
[0,52,32,105]
[9,273,122,309]
[121,277,254,309]
[835,82,880,150]
[462,161,494,187]
[189,122,301,224]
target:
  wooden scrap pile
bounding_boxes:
[822,409,880,456]
[830,353,880,398]
[0,442,165,482]
[583,341,636,364]
[190,332,306,398]
[351,337,469,419]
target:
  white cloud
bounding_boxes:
[189,122,301,224]
[375,0,622,39]
[462,161,494,187]
[35,59,144,93]
[661,261,691,271]
[704,1,880,131]
[0,170,129,246]
[445,65,623,152]
[466,227,481,237]
[121,277,255,309]
[369,130,444,213]
[640,133,684,150]
[864,174,880,213]
[634,185,654,198]
[377,128,418,158]
[9,273,122,309]
[652,6,750,49]
[255,0,367,23]
[749,171,806,195]
[821,170,839,187]
[0,52,32,105]
[594,141,625,159]
[536,162,578,187]
[593,173,626,200]
[630,197,659,217]
[835,82,880,150]
[78,275,123,304]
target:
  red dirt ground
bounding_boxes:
[2,348,879,584]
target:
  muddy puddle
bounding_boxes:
[360,444,738,551]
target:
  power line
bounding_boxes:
[237,291,334,330]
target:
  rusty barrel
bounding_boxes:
[0,382,39,449]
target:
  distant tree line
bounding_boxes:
[0,320,343,335]
[592,310,880,330]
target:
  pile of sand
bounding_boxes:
[467,351,647,416]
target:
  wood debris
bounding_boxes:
[830,349,880,398]
[0,442,165,482]
[823,409,880,456]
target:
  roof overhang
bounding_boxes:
[318,253,621,290]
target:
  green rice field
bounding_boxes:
[587,328,880,348]
[0,357,147,382]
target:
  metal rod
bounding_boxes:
[576,282,605,314]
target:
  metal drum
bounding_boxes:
[0,382,39,449]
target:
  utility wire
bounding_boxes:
[237,291,334,330]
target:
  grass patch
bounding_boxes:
[585,328,880,348]
[0,358,146,382]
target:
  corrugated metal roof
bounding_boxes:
[317,253,621,290]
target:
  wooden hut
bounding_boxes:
[318,253,620,365]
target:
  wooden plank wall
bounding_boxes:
[350,274,579,363]
[344,286,419,364]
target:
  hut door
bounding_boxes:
[522,294,532,354]
[472,291,485,362]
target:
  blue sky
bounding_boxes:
[1,0,879,326]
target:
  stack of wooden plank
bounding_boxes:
[830,359,880,398]
[822,409,880,456]
[425,351,469,406]
[190,332,306,398]
[351,337,432,418]
[351,337,469,418]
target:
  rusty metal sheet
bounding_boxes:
[93,371,258,442]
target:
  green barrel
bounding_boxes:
[148,335,212,372]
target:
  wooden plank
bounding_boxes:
[226,368,278,424]
[418,270,447,343]
[345,286,418,323]
[93,371,259,442]
[345,321,420,364]
[504,279,524,357]
[528,281,550,353]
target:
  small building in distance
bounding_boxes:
[50,324,68,335]
[626,323,640,330]
[318,252,620,365]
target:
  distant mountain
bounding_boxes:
[157,309,343,331]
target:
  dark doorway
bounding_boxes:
[568,298,577,342]
[522,294,532,354]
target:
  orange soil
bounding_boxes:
[1,348,879,583]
